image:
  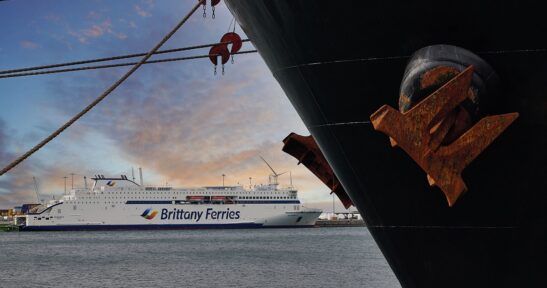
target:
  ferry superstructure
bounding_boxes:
[15,175,321,230]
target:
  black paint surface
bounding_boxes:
[225,1,547,287]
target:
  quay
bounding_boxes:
[315,219,365,227]
[0,223,20,232]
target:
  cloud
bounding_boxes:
[0,117,128,208]
[144,0,156,8]
[0,119,39,207]
[87,11,100,19]
[20,40,38,49]
[0,57,334,207]
[135,5,151,17]
[0,120,9,165]
[83,19,111,37]
[1,2,338,210]
[84,24,105,37]
[69,19,127,44]
[44,13,61,22]
[38,49,332,205]
[119,19,137,29]
[68,30,88,44]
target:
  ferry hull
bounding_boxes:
[19,223,317,231]
[225,1,547,287]
[20,203,321,231]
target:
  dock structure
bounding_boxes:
[0,223,20,232]
[315,219,365,227]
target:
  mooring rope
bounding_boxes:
[0,50,257,78]
[0,39,250,76]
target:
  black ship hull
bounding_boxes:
[225,1,547,287]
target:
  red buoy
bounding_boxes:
[220,32,242,54]
[209,32,243,74]
[209,44,230,75]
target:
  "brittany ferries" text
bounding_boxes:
[160,208,240,222]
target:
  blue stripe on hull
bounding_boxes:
[20,223,315,231]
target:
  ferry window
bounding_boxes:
[57,209,61,214]
[73,205,77,210]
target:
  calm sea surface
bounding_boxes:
[0,227,400,288]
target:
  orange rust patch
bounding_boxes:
[399,94,412,111]
[371,66,519,207]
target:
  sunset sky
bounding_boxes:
[0,0,350,212]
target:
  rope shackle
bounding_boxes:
[202,0,222,19]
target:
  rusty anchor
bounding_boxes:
[370,66,519,206]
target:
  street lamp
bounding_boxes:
[332,193,335,214]
[70,173,75,189]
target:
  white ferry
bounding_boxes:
[15,174,321,231]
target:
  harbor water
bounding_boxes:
[0,227,400,288]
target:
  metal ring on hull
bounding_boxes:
[399,45,500,144]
